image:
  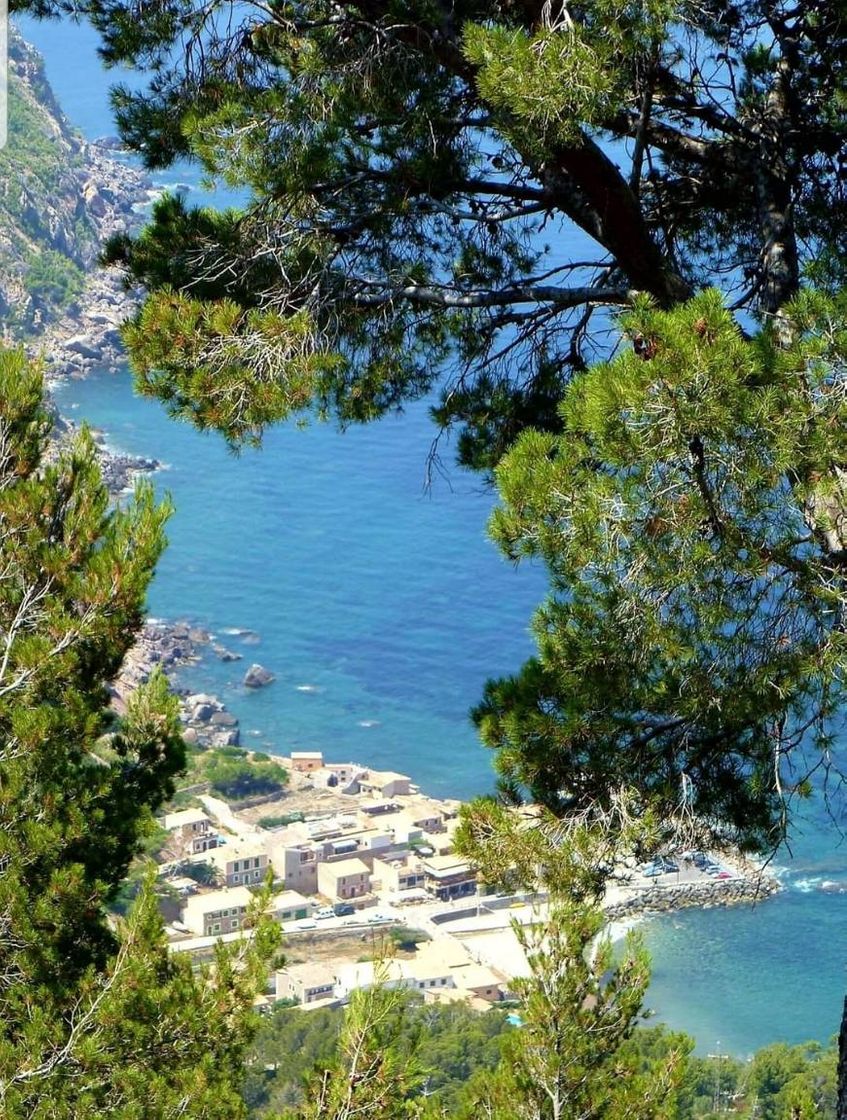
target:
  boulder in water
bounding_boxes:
[244,663,275,689]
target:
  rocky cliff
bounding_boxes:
[0,31,152,374]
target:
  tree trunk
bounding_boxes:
[837,995,847,1120]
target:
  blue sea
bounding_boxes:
[18,16,847,1058]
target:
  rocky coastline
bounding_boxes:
[34,139,153,384]
[112,619,272,753]
[5,33,157,375]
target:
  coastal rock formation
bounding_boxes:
[244,663,275,689]
[1,32,155,375]
[111,621,245,749]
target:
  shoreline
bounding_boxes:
[129,615,784,928]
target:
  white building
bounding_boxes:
[271,890,315,922]
[333,940,503,1003]
[161,808,218,855]
[275,962,337,1005]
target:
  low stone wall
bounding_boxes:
[605,874,780,920]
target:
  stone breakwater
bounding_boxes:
[605,873,781,921]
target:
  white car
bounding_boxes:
[295,918,318,930]
[314,907,335,920]
[367,912,392,924]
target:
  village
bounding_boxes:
[153,748,780,1015]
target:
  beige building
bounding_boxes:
[209,840,269,887]
[420,854,477,901]
[291,751,324,773]
[275,963,337,1005]
[333,940,503,1003]
[182,885,253,937]
[372,855,426,895]
[271,890,314,923]
[317,857,371,900]
[161,808,217,856]
[269,839,319,895]
[357,770,412,798]
[400,797,448,833]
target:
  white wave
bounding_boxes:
[358,720,380,728]
[819,880,847,894]
[296,684,322,693]
[605,914,646,943]
[793,876,823,893]
[760,862,792,883]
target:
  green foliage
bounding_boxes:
[301,976,427,1120]
[745,1041,837,1120]
[203,749,289,800]
[463,21,626,150]
[244,997,840,1120]
[479,290,847,848]
[174,859,218,886]
[25,247,84,309]
[0,349,279,1116]
[120,285,344,447]
[245,993,512,1119]
[258,811,305,829]
[388,928,431,952]
[16,0,846,467]
[467,904,681,1120]
[0,37,96,332]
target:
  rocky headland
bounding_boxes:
[112,620,262,752]
[2,32,155,377]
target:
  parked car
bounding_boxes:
[333,903,355,917]
[367,912,392,924]
[295,918,317,930]
[314,907,335,920]
[641,857,678,878]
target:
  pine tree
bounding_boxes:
[0,349,279,1117]
[13,1,846,460]
[479,288,847,846]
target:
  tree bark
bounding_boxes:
[837,994,847,1120]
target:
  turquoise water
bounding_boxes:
[53,367,544,801]
[19,15,847,1058]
